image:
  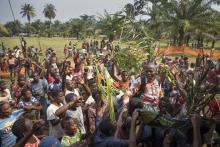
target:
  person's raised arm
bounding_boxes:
[111,62,121,82]
[78,78,91,101]
[55,101,76,118]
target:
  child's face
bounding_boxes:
[25,91,32,100]
[56,92,64,103]
[66,120,77,135]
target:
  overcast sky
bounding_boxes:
[0,0,133,24]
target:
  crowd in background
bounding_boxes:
[1,37,220,147]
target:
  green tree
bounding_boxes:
[20,4,35,35]
[97,10,124,37]
[43,4,56,24]
[4,20,22,36]
[69,18,84,39]
[134,0,220,46]
[43,4,56,37]
[31,19,44,35]
[0,24,9,36]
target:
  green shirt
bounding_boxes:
[61,130,81,147]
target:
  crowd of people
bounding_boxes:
[1,37,220,147]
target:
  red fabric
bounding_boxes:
[48,75,55,84]
[209,99,220,116]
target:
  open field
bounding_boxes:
[0,37,80,58]
[1,37,219,62]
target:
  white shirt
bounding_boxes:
[66,74,73,81]
[47,103,64,138]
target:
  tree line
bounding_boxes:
[1,0,220,47]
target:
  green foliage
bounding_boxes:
[43,4,56,22]
[96,64,116,122]
[20,4,36,23]
[113,48,144,74]
[134,0,220,45]
[97,10,125,37]
[4,20,22,36]
[0,24,9,36]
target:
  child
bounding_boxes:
[11,118,42,147]
[47,90,64,139]
[61,117,81,146]
[18,89,42,120]
[18,89,42,111]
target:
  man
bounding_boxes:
[31,72,48,121]
[65,80,79,97]
[130,63,161,111]
[0,101,24,147]
[49,72,62,92]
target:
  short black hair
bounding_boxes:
[61,116,77,129]
[12,118,27,142]
[51,90,62,98]
[98,119,116,137]
[65,93,77,103]
[21,88,32,96]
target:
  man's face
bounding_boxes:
[18,79,26,86]
[144,64,156,82]
[54,73,61,81]
[66,80,75,90]
[33,73,40,82]
[56,92,64,103]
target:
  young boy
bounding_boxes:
[61,117,81,147]
[47,90,65,139]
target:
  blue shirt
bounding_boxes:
[0,109,24,147]
[31,79,48,96]
[49,82,62,92]
[19,97,38,106]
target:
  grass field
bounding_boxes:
[1,37,219,62]
[0,37,80,58]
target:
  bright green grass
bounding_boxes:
[4,37,217,63]
[0,37,85,58]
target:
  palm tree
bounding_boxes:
[20,4,35,35]
[97,10,124,37]
[43,4,56,25]
[135,0,220,46]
